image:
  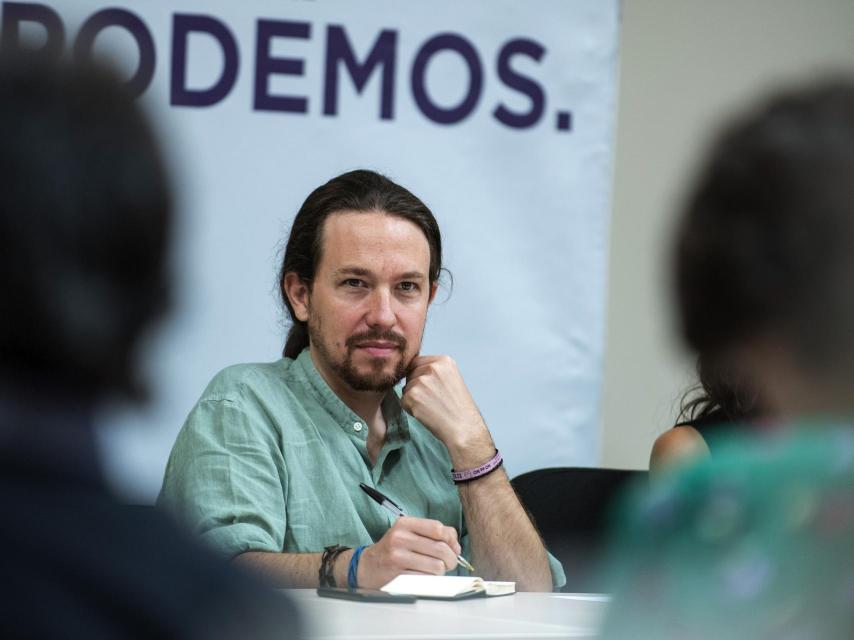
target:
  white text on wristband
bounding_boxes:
[451,450,503,483]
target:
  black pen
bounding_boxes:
[359,482,475,572]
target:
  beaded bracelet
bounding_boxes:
[451,449,503,483]
[318,544,350,587]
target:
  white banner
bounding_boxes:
[8,0,620,499]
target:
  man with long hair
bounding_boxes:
[160,170,564,591]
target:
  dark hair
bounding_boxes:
[675,79,854,382]
[278,169,443,359]
[0,54,172,399]
[676,354,759,425]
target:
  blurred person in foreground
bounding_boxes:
[602,79,854,638]
[0,54,301,638]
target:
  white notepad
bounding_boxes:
[380,575,516,600]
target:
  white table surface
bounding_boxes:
[285,589,609,640]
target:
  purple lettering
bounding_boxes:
[411,33,482,125]
[323,25,397,120]
[253,19,309,113]
[73,8,155,98]
[171,14,239,108]
[493,38,546,129]
[1,2,64,58]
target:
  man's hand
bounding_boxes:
[401,355,494,464]
[357,517,461,589]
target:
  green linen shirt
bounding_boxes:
[159,349,566,589]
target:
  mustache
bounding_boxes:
[345,330,407,350]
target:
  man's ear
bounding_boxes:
[284,272,310,322]
[428,281,439,305]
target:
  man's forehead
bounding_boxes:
[318,210,431,273]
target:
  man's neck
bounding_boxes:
[308,347,389,441]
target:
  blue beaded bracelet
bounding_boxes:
[348,545,367,589]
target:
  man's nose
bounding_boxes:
[365,289,396,328]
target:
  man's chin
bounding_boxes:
[343,374,397,393]
[343,362,406,392]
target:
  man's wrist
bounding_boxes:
[446,433,496,469]
[452,449,503,483]
[319,546,353,587]
[333,548,354,587]
[356,544,376,589]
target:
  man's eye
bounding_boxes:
[343,279,365,288]
[398,282,419,292]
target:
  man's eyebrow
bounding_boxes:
[332,267,426,280]
[333,266,372,277]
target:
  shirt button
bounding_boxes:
[353,422,363,432]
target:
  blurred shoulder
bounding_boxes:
[650,425,710,478]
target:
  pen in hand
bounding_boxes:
[359,482,475,573]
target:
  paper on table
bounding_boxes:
[381,575,515,599]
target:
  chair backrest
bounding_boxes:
[511,466,647,592]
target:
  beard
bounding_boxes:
[308,314,411,392]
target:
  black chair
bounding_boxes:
[511,466,647,592]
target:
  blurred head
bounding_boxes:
[675,79,854,418]
[0,54,172,401]
[279,170,443,393]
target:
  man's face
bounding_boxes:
[292,210,436,394]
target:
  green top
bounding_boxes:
[159,349,565,588]
[601,424,854,638]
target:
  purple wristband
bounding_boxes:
[451,450,503,483]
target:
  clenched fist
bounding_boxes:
[401,355,495,467]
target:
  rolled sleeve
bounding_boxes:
[547,551,567,591]
[159,395,287,559]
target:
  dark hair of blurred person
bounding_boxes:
[0,53,301,639]
[649,354,761,478]
[0,57,168,399]
[603,79,854,639]
[675,356,758,429]
[278,169,444,359]
[676,82,854,417]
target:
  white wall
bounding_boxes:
[601,0,854,470]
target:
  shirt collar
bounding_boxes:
[293,348,411,443]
